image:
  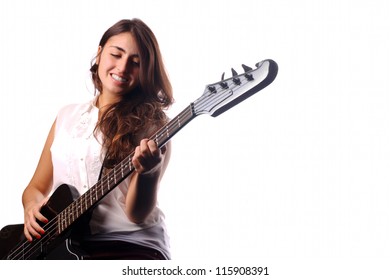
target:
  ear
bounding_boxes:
[95,46,102,65]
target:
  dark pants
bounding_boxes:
[79,240,167,260]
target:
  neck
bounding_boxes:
[96,93,120,113]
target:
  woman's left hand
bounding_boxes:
[132,139,166,176]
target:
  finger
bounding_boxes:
[23,226,34,242]
[132,146,145,173]
[24,222,42,241]
[30,214,46,235]
[147,140,160,157]
[34,210,49,224]
[160,144,167,155]
[28,208,46,230]
[139,139,152,156]
[133,139,162,174]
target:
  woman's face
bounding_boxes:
[96,32,141,98]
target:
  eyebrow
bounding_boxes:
[109,45,126,53]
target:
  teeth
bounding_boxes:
[112,74,128,82]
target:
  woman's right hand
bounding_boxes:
[23,198,49,242]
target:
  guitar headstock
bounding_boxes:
[193,59,278,117]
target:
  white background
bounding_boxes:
[1,0,390,278]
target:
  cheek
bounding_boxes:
[99,55,115,70]
[97,66,105,83]
[132,68,141,83]
[97,58,114,79]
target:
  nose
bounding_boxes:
[117,57,138,74]
[116,59,128,73]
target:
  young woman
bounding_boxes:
[21,19,174,259]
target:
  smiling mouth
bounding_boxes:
[111,73,129,83]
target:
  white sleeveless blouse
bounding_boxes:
[50,98,170,258]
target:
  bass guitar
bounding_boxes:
[0,59,278,259]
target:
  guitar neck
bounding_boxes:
[56,104,196,234]
[55,59,279,236]
[6,59,277,259]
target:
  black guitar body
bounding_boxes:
[0,184,87,260]
[0,59,279,260]
[0,224,24,259]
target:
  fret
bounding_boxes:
[177,114,181,128]
[91,185,97,205]
[82,194,87,212]
[165,125,170,138]
[57,213,62,233]
[58,213,64,233]
[78,196,83,216]
[65,208,70,229]
[96,183,99,201]
[106,173,111,191]
[125,162,130,172]
[69,202,75,225]
[74,200,80,218]
[63,213,67,232]
[65,207,69,230]
[109,175,114,188]
[70,203,74,223]
[79,198,83,214]
[87,192,93,210]
[155,134,159,146]
[100,180,104,197]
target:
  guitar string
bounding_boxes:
[8,105,195,259]
[9,81,241,259]
[9,77,251,259]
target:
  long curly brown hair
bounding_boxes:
[90,19,174,168]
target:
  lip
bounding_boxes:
[110,73,129,84]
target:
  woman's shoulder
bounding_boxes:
[54,98,97,129]
[57,98,95,116]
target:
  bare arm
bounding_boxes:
[126,139,171,224]
[22,120,56,241]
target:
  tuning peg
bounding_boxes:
[255,61,264,68]
[231,68,241,85]
[220,72,228,89]
[242,64,254,81]
[208,85,217,93]
[242,64,253,72]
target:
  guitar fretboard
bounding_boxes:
[56,104,196,234]
[6,59,277,259]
